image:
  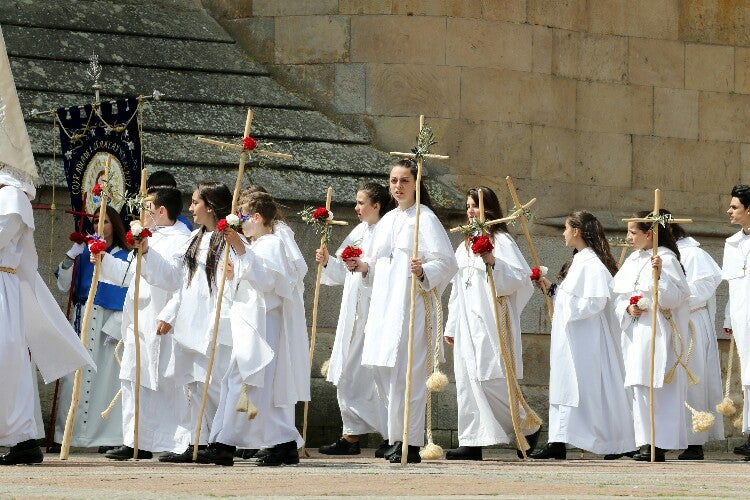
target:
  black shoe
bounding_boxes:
[388,445,422,464]
[677,445,704,460]
[528,442,567,460]
[47,442,61,454]
[374,440,390,458]
[254,448,269,459]
[446,446,482,460]
[603,450,638,460]
[98,446,116,454]
[318,437,361,455]
[158,445,205,463]
[632,446,666,462]
[383,441,402,460]
[256,441,299,466]
[517,428,541,458]
[0,440,43,465]
[734,441,750,456]
[235,448,258,459]
[104,445,153,461]
[197,442,235,466]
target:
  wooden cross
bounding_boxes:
[389,115,450,466]
[621,188,692,463]
[192,108,293,462]
[301,186,348,457]
[608,236,631,268]
[60,156,111,460]
[505,176,554,322]
[448,190,537,458]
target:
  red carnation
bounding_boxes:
[92,183,103,196]
[530,267,541,281]
[126,231,135,246]
[69,231,88,244]
[630,295,643,305]
[216,218,229,232]
[89,240,107,255]
[312,207,330,221]
[243,136,257,151]
[126,228,152,246]
[470,235,494,255]
[341,245,363,260]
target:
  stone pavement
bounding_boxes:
[0,448,748,498]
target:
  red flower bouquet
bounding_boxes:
[243,136,257,151]
[69,231,88,244]
[341,245,363,260]
[312,207,331,221]
[216,219,228,232]
[125,221,152,246]
[629,295,643,305]
[470,235,493,255]
[87,234,107,255]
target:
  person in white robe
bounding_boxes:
[721,185,750,459]
[139,181,234,463]
[529,210,635,459]
[315,182,392,456]
[668,220,724,460]
[0,171,95,465]
[444,187,539,461]
[53,204,130,452]
[199,191,309,466]
[97,186,193,459]
[612,210,691,462]
[354,159,457,464]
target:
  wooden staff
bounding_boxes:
[60,156,111,460]
[301,187,347,457]
[130,167,148,458]
[622,189,692,462]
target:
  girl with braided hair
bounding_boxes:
[530,210,636,459]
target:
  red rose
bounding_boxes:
[140,228,152,239]
[470,235,494,255]
[126,227,152,247]
[312,207,330,221]
[69,231,88,244]
[216,219,229,232]
[341,245,363,260]
[92,183,103,196]
[126,230,135,246]
[530,267,541,281]
[89,240,107,255]
[630,295,643,305]
[243,136,257,151]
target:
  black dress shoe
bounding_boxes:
[0,440,43,465]
[47,442,61,454]
[677,445,704,460]
[632,446,665,462]
[388,445,422,464]
[197,442,236,466]
[603,450,638,460]
[517,428,541,458]
[98,445,117,454]
[734,441,750,456]
[318,437,361,455]
[235,448,258,459]
[104,445,153,460]
[158,445,205,463]
[256,441,299,466]
[383,441,402,460]
[446,446,482,460]
[374,440,390,458]
[254,448,269,459]
[528,442,567,460]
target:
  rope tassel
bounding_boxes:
[684,402,715,433]
[662,311,698,386]
[235,383,258,420]
[717,337,738,417]
[419,288,444,460]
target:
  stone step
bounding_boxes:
[0,0,231,42]
[9,56,311,108]
[2,24,265,75]
[20,91,369,143]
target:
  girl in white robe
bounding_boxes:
[200,191,309,466]
[670,222,724,460]
[612,210,691,462]
[316,182,392,456]
[721,185,750,458]
[530,211,635,459]
[139,181,234,462]
[444,187,539,461]
[354,159,457,464]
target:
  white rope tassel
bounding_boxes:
[100,339,124,419]
[684,401,715,433]
[717,337,737,416]
[235,383,259,420]
[419,288,443,460]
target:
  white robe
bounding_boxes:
[444,233,536,446]
[99,223,193,452]
[210,233,308,449]
[612,247,690,449]
[0,185,93,446]
[362,204,457,445]
[677,237,724,444]
[547,248,635,454]
[321,221,387,437]
[721,229,750,432]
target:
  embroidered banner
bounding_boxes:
[57,98,142,231]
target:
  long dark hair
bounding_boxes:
[467,186,508,236]
[558,210,618,280]
[358,181,394,217]
[390,158,433,210]
[95,204,130,251]
[634,208,682,263]
[183,181,231,294]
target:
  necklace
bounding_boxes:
[740,233,750,275]
[632,252,652,291]
[464,245,476,289]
